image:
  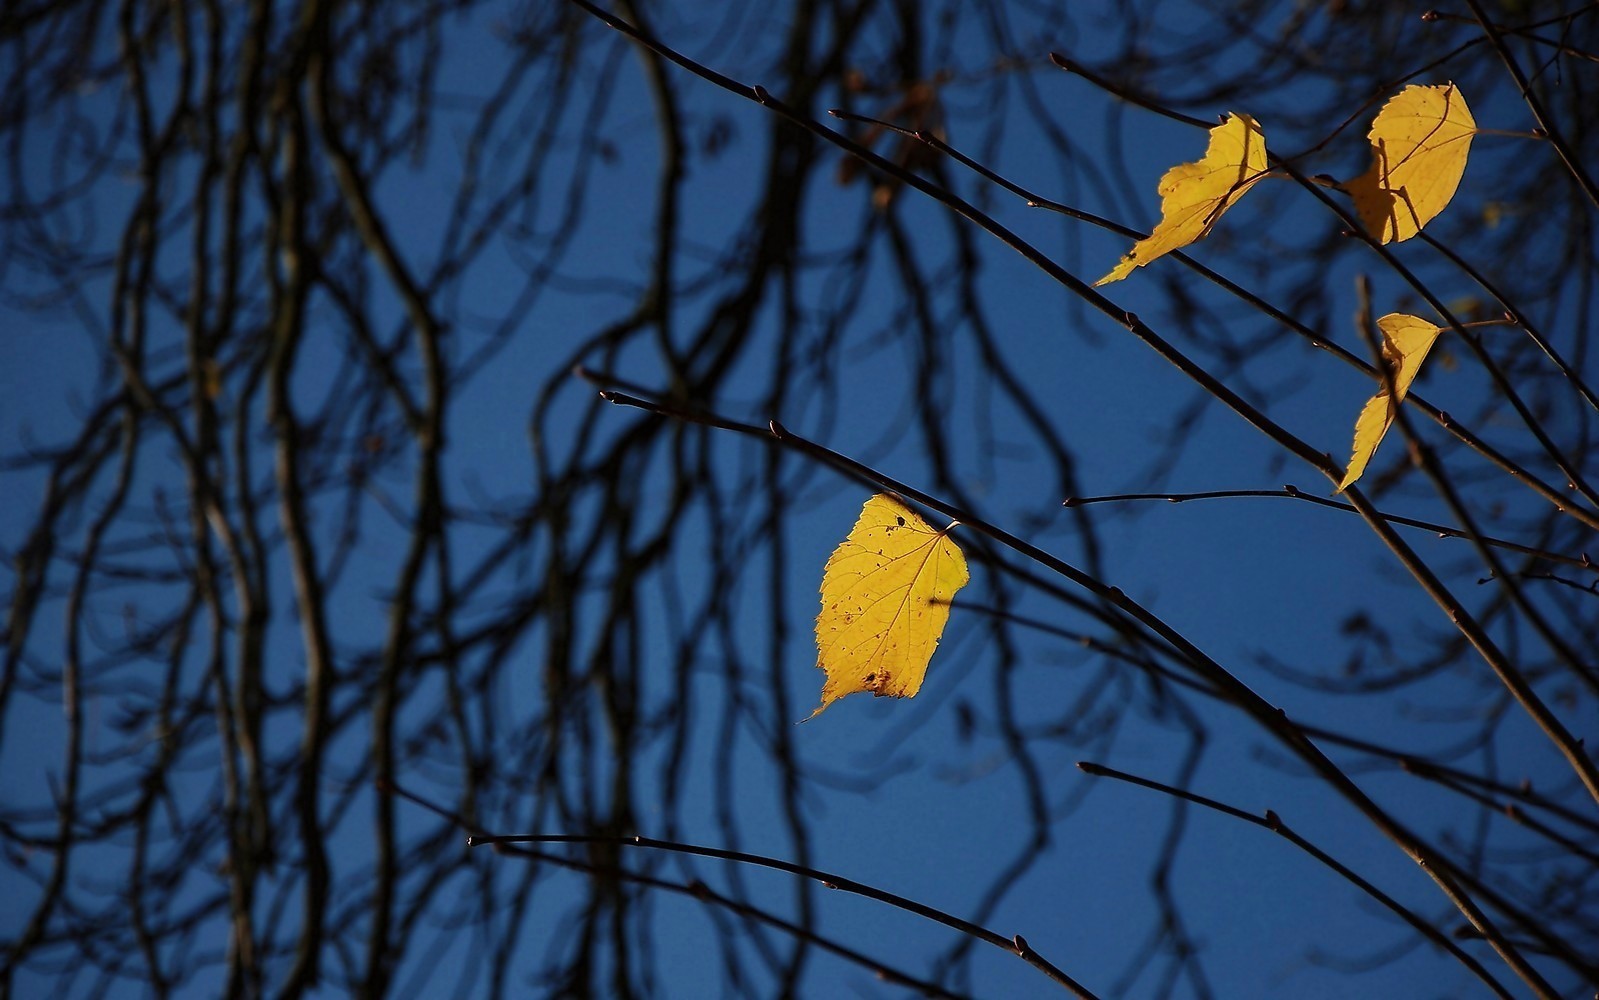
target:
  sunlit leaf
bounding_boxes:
[1096,113,1268,285]
[811,494,968,718]
[1338,313,1443,492]
[1347,84,1476,244]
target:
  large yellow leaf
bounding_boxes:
[1347,84,1476,244]
[811,494,968,718]
[1096,113,1268,286]
[1338,313,1443,492]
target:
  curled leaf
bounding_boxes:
[1097,113,1268,285]
[1347,84,1476,244]
[1338,314,1443,492]
[811,494,968,718]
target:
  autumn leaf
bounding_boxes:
[811,494,968,718]
[1338,314,1443,492]
[1346,84,1476,244]
[1097,113,1268,286]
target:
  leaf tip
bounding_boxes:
[1095,256,1135,286]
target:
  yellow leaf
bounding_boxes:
[1338,313,1443,492]
[811,494,968,718]
[1347,84,1476,244]
[1096,113,1268,286]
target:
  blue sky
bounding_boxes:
[3,1,1593,997]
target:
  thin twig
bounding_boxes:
[1076,761,1514,1000]
[1459,0,1599,207]
[1062,488,1592,569]
[386,781,1063,998]
[471,833,1098,999]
